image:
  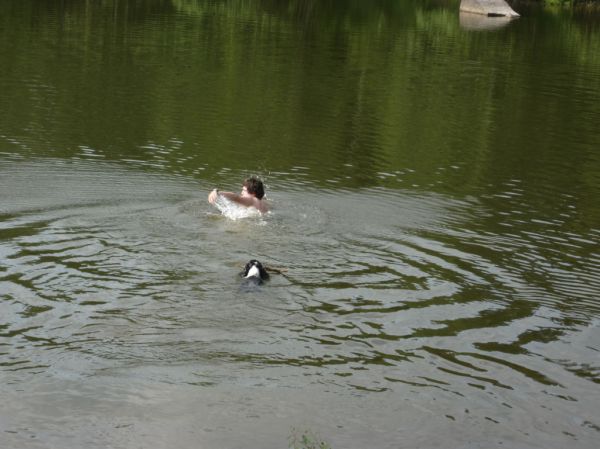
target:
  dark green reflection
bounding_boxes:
[2,0,599,196]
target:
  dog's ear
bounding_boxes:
[242,261,252,277]
[259,265,270,280]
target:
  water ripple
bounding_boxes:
[1,158,599,449]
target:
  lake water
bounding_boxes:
[1,1,599,448]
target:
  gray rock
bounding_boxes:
[460,0,520,17]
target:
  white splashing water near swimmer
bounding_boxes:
[213,193,263,220]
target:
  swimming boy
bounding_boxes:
[208,177,269,214]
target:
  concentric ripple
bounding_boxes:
[1,159,599,448]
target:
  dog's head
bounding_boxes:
[242,259,269,282]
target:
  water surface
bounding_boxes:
[1,1,600,448]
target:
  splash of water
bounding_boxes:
[213,193,261,220]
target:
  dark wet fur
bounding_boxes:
[240,259,269,288]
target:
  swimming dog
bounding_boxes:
[241,259,270,286]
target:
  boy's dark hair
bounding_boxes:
[243,177,265,199]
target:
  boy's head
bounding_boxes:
[242,177,265,199]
